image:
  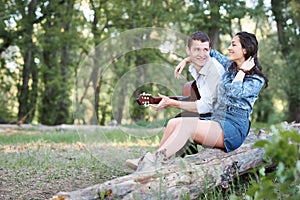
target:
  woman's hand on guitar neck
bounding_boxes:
[174,57,191,79]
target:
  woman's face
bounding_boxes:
[227,36,246,65]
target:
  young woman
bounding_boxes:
[134,31,268,172]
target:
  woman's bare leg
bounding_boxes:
[158,117,224,158]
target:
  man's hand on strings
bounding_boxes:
[150,93,172,111]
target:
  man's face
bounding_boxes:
[186,40,210,68]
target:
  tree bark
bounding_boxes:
[208,0,220,49]
[52,131,273,200]
[56,1,74,125]
[18,0,38,123]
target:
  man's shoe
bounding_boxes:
[135,150,169,173]
[135,152,156,173]
[125,158,140,170]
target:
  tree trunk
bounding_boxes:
[208,0,220,49]
[89,0,108,125]
[40,15,57,125]
[56,1,74,125]
[18,0,38,123]
[52,131,274,200]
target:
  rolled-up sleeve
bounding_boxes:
[196,96,212,114]
[210,49,232,71]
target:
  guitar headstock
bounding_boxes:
[136,92,154,107]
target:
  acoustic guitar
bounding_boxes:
[136,81,200,107]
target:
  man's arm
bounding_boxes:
[150,94,198,113]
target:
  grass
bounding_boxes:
[0,123,274,200]
[0,127,160,200]
[0,127,162,145]
[1,147,116,199]
[0,131,80,145]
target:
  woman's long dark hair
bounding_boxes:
[229,31,269,87]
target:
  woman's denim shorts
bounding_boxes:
[212,106,250,152]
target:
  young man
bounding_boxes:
[164,31,225,118]
[126,31,224,170]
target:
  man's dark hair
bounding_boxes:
[187,31,211,48]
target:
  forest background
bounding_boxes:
[0,0,299,127]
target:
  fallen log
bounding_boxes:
[50,129,275,200]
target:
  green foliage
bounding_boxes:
[0,55,18,123]
[251,33,281,123]
[37,0,83,125]
[0,0,298,124]
[246,125,300,199]
[270,0,300,122]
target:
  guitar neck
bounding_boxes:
[150,96,189,104]
[137,81,199,107]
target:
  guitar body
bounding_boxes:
[182,80,200,101]
[174,80,200,118]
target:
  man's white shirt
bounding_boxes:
[188,56,225,114]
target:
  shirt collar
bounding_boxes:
[188,56,212,77]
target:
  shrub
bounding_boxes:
[246,124,300,199]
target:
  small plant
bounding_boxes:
[246,124,300,199]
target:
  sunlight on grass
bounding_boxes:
[0,127,162,153]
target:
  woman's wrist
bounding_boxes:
[184,57,191,64]
[239,68,248,73]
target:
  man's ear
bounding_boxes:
[243,48,247,54]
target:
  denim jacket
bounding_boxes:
[210,49,265,115]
